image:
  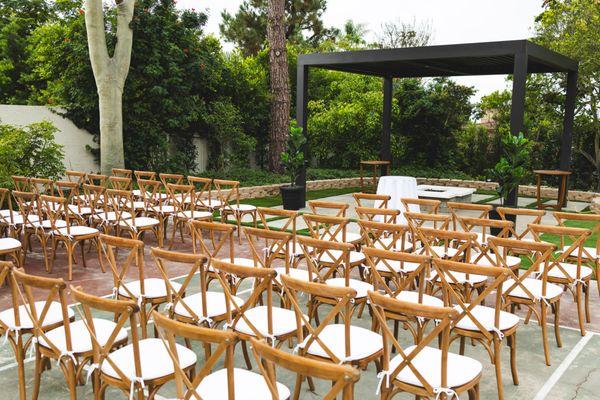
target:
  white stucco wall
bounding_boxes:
[0,105,99,173]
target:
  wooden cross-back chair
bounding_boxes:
[86,173,108,187]
[301,213,365,263]
[65,170,86,186]
[138,179,173,239]
[355,206,400,225]
[100,234,168,339]
[308,200,362,245]
[433,259,518,400]
[281,274,383,373]
[457,217,521,271]
[55,181,88,224]
[12,175,31,192]
[153,311,291,400]
[257,207,303,264]
[0,190,22,266]
[108,176,132,192]
[133,170,156,181]
[167,183,212,249]
[412,226,473,261]
[553,211,600,295]
[12,191,42,265]
[400,198,441,214]
[159,172,184,187]
[352,192,391,209]
[188,175,220,212]
[41,194,101,280]
[84,183,118,234]
[358,220,413,253]
[70,286,197,400]
[30,178,54,198]
[106,188,163,247]
[189,219,246,269]
[212,258,301,369]
[487,236,559,366]
[529,224,592,336]
[111,168,132,179]
[214,179,258,242]
[447,202,492,231]
[404,211,450,232]
[363,247,438,343]
[496,206,545,243]
[10,268,85,400]
[250,337,360,400]
[368,290,482,400]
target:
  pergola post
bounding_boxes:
[560,70,577,171]
[296,63,309,191]
[509,47,528,135]
[381,76,393,175]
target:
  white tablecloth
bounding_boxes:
[376,176,419,224]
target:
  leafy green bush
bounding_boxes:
[488,133,532,204]
[280,122,307,186]
[0,120,65,188]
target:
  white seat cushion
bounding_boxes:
[333,231,362,243]
[228,204,257,212]
[390,345,482,388]
[505,278,563,300]
[305,324,383,362]
[0,301,74,330]
[118,278,182,299]
[119,217,160,228]
[196,368,289,400]
[101,338,196,381]
[67,205,93,215]
[454,304,519,332]
[95,211,132,221]
[149,205,175,214]
[431,271,488,285]
[133,201,146,210]
[427,246,461,258]
[0,237,21,251]
[12,215,40,225]
[274,267,312,284]
[469,252,521,268]
[326,278,373,298]
[374,236,414,252]
[55,226,99,236]
[39,318,127,354]
[562,245,598,260]
[234,306,302,337]
[176,210,213,220]
[174,292,244,319]
[217,257,255,267]
[547,263,593,280]
[319,250,366,264]
[0,209,18,217]
[395,291,444,307]
[33,219,68,229]
[372,259,421,273]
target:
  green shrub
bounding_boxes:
[0,120,65,188]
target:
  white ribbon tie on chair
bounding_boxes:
[434,387,459,400]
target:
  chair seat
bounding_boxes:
[149,205,175,214]
[325,278,373,299]
[374,236,414,252]
[217,257,255,267]
[174,292,244,319]
[454,304,519,332]
[0,209,18,217]
[274,267,312,284]
[0,237,21,251]
[33,219,68,229]
[176,210,213,220]
[234,306,303,338]
[227,204,257,212]
[12,215,40,225]
[67,205,93,215]
[54,226,99,237]
[547,263,593,281]
[0,301,74,330]
[395,291,444,307]
[196,368,289,400]
[389,345,482,388]
[118,278,182,300]
[95,211,132,221]
[119,217,160,229]
[504,278,563,300]
[372,259,421,274]
[101,338,197,381]
[333,231,362,243]
[427,246,461,258]
[133,201,146,210]
[39,318,127,354]
[430,271,488,285]
[319,249,366,265]
[469,252,521,268]
[305,324,383,362]
[562,245,598,260]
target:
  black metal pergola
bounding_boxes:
[296,40,578,188]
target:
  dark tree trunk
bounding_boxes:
[266,0,290,173]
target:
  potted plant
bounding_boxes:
[487,132,532,233]
[280,121,307,210]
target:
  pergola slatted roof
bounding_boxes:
[295,40,579,202]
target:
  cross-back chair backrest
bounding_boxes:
[308,200,349,217]
[250,337,360,400]
[243,226,291,271]
[187,176,213,210]
[111,168,132,179]
[356,206,399,224]
[105,189,136,228]
[152,311,237,400]
[108,176,132,191]
[190,220,236,262]
[55,181,79,202]
[69,286,142,389]
[496,207,545,240]
[150,247,212,325]
[358,220,410,252]
[86,173,108,187]
[99,234,145,301]
[529,224,592,285]
[447,202,492,231]
[212,179,240,210]
[296,235,353,282]
[30,178,54,197]
[368,290,459,397]
[414,227,474,261]
[487,236,555,302]
[12,191,39,230]
[0,188,16,226]
[12,176,31,192]
[401,198,440,214]
[404,211,450,231]
[212,259,279,341]
[137,179,161,209]
[39,194,72,234]
[281,274,357,365]
[458,217,513,265]
[0,262,20,336]
[82,183,105,216]
[553,211,600,260]
[257,207,298,234]
[167,183,196,215]
[364,246,431,298]
[353,192,390,209]
[133,170,156,181]
[159,173,184,188]
[12,268,73,360]
[302,213,350,243]
[65,170,86,186]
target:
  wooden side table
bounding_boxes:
[360,160,391,192]
[533,169,571,211]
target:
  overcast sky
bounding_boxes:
[177,0,544,101]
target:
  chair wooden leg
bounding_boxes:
[585,283,591,323]
[15,336,27,400]
[554,300,562,348]
[241,340,252,370]
[80,240,87,268]
[67,241,74,281]
[292,374,303,400]
[168,220,178,250]
[459,336,466,355]
[32,350,42,400]
[540,303,551,366]
[96,238,105,273]
[509,333,519,385]
[493,338,504,400]
[576,284,585,336]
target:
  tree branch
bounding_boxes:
[113,0,135,88]
[84,0,110,82]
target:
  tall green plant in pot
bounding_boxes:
[280,121,307,210]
